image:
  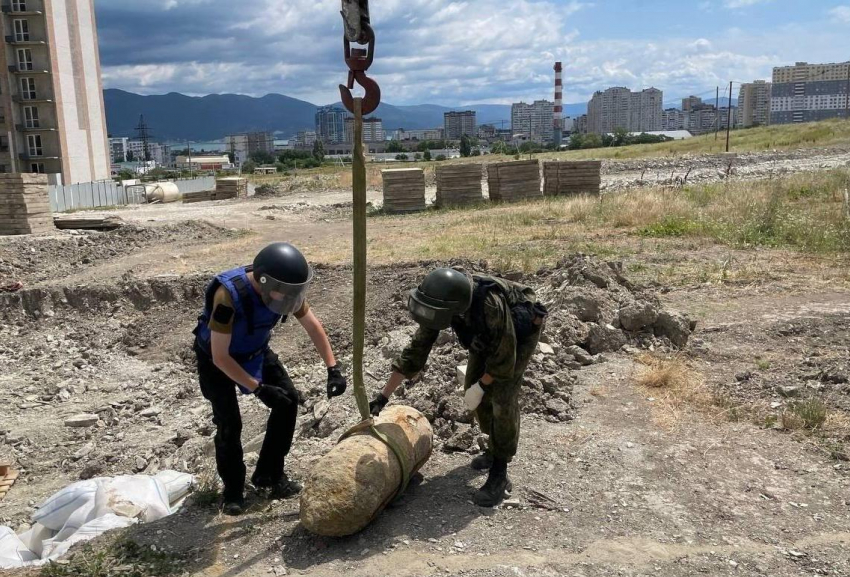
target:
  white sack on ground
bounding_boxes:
[0,470,194,569]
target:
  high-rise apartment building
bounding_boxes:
[661,109,688,131]
[391,128,444,141]
[443,111,476,140]
[0,0,110,184]
[770,61,849,124]
[109,136,128,164]
[125,139,171,167]
[511,100,555,142]
[315,106,349,143]
[737,80,772,128]
[226,131,275,164]
[344,117,383,143]
[587,87,662,134]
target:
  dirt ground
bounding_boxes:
[1,149,849,577]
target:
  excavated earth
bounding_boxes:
[0,165,849,576]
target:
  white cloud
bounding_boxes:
[96,0,849,107]
[829,5,850,21]
[722,0,771,8]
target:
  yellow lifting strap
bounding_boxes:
[341,97,412,499]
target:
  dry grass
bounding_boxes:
[306,169,850,290]
[634,354,712,428]
[588,385,609,398]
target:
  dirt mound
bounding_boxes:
[0,221,241,286]
[297,256,695,454]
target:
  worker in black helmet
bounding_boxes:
[193,242,347,515]
[370,268,547,507]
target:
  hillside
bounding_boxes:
[103,89,590,140]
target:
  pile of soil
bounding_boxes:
[0,221,241,285]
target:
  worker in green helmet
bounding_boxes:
[369,268,548,507]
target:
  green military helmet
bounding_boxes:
[408,268,473,330]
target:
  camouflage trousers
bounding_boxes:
[463,327,541,462]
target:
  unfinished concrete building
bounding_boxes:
[0,0,111,184]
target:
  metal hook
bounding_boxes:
[339,28,380,115]
[339,69,381,115]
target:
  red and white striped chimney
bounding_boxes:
[554,61,563,146]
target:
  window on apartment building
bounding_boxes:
[16,49,33,71]
[30,163,45,174]
[12,0,27,11]
[24,106,39,128]
[0,165,7,173]
[13,19,30,42]
[27,134,42,156]
[0,136,8,151]
[20,77,36,100]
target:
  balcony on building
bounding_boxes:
[15,122,55,132]
[8,64,49,74]
[4,34,46,45]
[1,1,44,15]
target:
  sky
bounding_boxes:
[96,0,850,107]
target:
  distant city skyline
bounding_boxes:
[96,0,850,107]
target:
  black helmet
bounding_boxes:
[252,242,313,315]
[408,268,472,330]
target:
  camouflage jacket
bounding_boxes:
[392,275,536,385]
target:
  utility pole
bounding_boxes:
[714,86,720,139]
[726,81,733,153]
[186,140,193,178]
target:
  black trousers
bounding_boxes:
[195,343,299,501]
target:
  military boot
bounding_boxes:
[473,458,512,507]
[252,472,302,499]
[470,452,494,471]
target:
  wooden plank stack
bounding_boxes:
[0,173,53,236]
[0,462,19,502]
[435,164,483,207]
[182,190,213,204]
[543,161,602,196]
[382,168,426,214]
[53,215,124,231]
[486,160,541,202]
[215,177,248,200]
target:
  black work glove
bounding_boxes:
[255,383,293,409]
[369,392,389,416]
[326,365,347,399]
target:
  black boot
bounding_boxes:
[470,452,494,471]
[252,472,302,499]
[473,458,512,507]
[221,490,245,516]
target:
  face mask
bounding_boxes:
[258,268,313,315]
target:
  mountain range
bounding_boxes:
[103,89,588,141]
[103,89,738,141]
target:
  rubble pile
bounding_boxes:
[295,255,696,455]
[0,221,240,285]
[0,254,696,528]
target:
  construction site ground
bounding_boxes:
[1,148,849,577]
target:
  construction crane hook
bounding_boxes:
[339,1,380,115]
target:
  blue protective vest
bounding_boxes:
[195,266,285,381]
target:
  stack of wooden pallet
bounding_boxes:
[486,160,541,202]
[543,161,602,196]
[0,173,53,236]
[53,215,124,231]
[215,177,248,200]
[435,164,483,207]
[182,190,213,204]
[382,168,426,214]
[0,462,19,502]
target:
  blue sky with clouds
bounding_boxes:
[96,0,850,106]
